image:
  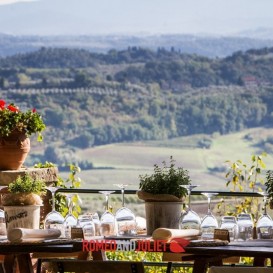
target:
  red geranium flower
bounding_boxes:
[0,99,46,141]
[7,104,19,113]
[0,100,5,109]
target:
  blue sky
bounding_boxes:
[0,0,273,36]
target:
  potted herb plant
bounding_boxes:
[2,174,46,231]
[137,156,191,235]
[0,99,46,170]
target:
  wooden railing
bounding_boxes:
[55,188,262,197]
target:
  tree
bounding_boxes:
[45,109,64,127]
[0,77,5,88]
[68,133,94,148]
[74,72,91,87]
[44,146,59,163]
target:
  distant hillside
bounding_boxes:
[1,33,273,58]
[235,27,273,40]
[1,46,273,89]
[1,46,273,170]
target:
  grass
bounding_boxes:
[68,127,273,192]
[56,127,273,216]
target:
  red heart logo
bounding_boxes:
[170,241,185,252]
[169,238,190,253]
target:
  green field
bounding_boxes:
[56,127,273,217]
[63,127,273,192]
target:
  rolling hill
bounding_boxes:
[68,127,273,191]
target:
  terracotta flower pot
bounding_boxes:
[0,131,30,170]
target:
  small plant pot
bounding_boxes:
[4,205,41,231]
[144,201,182,235]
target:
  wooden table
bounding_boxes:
[1,239,273,273]
[0,241,77,273]
[183,241,273,273]
[73,239,273,273]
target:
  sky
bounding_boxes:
[0,0,37,4]
[0,0,273,36]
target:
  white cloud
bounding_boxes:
[0,0,38,5]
